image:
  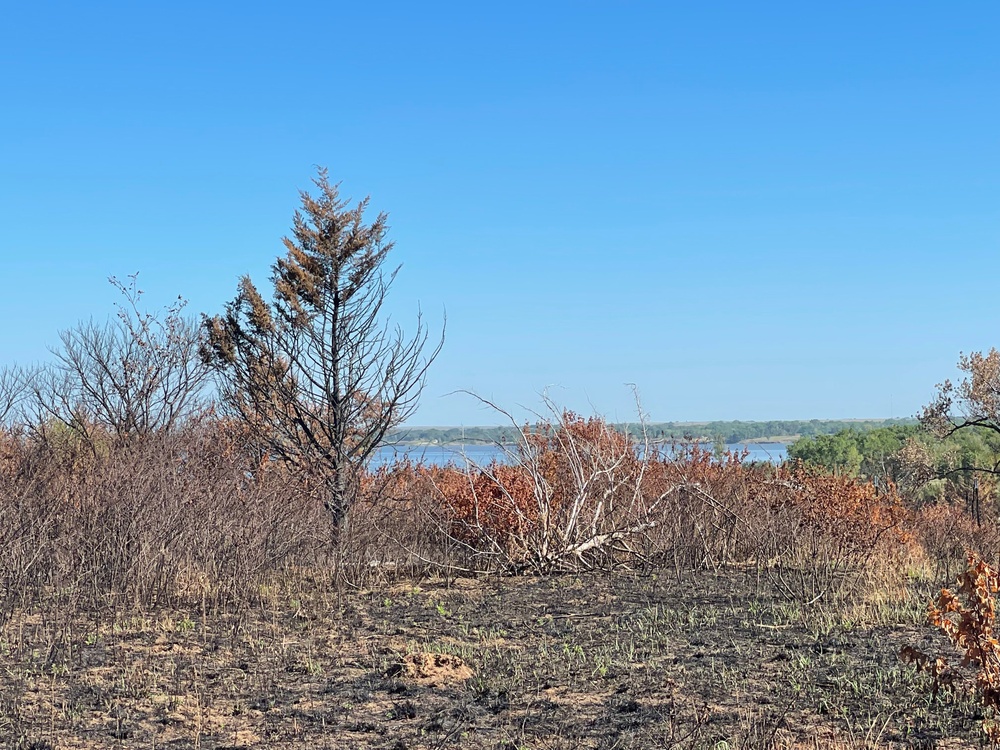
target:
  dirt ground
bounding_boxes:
[0,569,987,749]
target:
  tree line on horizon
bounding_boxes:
[389,418,917,447]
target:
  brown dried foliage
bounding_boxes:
[905,556,1000,744]
[372,413,909,596]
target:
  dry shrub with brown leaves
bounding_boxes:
[634,449,909,599]
[912,502,1000,582]
[905,555,1000,745]
[416,413,667,573]
[756,463,909,601]
[367,413,911,599]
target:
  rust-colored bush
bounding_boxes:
[905,555,1000,745]
[369,414,912,590]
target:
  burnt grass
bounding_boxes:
[0,569,988,749]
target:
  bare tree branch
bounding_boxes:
[29,275,211,447]
[0,366,28,429]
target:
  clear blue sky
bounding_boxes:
[2,2,997,425]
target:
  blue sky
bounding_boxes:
[1,2,997,425]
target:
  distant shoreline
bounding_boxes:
[395,436,802,447]
[388,418,915,448]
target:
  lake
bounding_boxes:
[371,441,788,469]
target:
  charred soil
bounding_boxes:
[0,569,983,749]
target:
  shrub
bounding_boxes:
[905,555,1000,745]
[0,420,330,617]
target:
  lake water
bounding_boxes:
[371,442,788,469]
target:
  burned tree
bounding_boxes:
[921,349,1000,479]
[202,169,443,530]
[923,349,1000,441]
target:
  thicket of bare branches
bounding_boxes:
[0,365,26,428]
[26,275,211,451]
[0,420,332,619]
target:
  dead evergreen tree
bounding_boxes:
[202,168,444,531]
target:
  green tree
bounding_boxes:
[202,169,444,531]
[787,430,863,476]
[857,425,918,484]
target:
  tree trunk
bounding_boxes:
[323,462,354,532]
